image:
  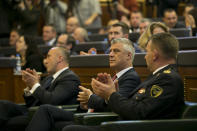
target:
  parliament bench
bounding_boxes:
[178,37,197,50]
[52,102,197,131]
[170,28,191,37]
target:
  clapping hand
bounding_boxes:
[91,73,116,100]
[22,68,40,89]
[77,86,93,110]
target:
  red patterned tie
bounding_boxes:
[112,75,117,81]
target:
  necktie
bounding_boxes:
[42,76,54,89]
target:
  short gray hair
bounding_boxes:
[111,38,135,62]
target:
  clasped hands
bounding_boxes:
[22,68,40,89]
[77,73,118,109]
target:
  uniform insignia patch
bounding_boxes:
[163,69,171,74]
[150,85,163,98]
[138,88,146,94]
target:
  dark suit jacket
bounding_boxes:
[24,69,80,107]
[88,68,141,112]
[108,64,185,120]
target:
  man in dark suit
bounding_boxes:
[62,33,185,131]
[25,38,141,131]
[0,47,80,130]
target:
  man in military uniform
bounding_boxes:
[62,33,185,131]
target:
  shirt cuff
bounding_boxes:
[29,83,40,94]
[24,87,31,96]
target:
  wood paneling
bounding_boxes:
[0,68,15,101]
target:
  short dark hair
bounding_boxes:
[67,35,76,51]
[150,33,179,60]
[23,35,41,57]
[131,10,142,15]
[163,8,177,17]
[111,22,130,35]
[11,28,22,36]
[56,46,70,63]
[44,24,56,32]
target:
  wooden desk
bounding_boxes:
[0,58,25,103]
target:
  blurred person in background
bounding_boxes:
[162,9,185,29]
[16,35,46,73]
[73,27,89,43]
[9,28,21,47]
[45,0,67,34]
[66,17,80,34]
[66,0,102,28]
[183,4,194,18]
[138,22,169,51]
[129,11,143,33]
[42,24,57,46]
[186,8,197,36]
[139,18,152,35]
[56,34,77,55]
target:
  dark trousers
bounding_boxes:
[0,100,28,130]
[26,104,74,131]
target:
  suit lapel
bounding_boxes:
[48,69,70,90]
[118,68,134,82]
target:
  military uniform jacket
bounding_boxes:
[88,68,141,112]
[108,64,185,120]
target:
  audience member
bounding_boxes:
[16,35,45,72]
[9,28,21,47]
[25,38,141,131]
[42,24,57,46]
[66,0,102,28]
[162,9,185,29]
[80,22,141,55]
[187,8,197,36]
[0,47,80,130]
[73,27,89,43]
[139,18,152,35]
[186,8,197,28]
[183,4,194,18]
[66,17,80,34]
[120,15,131,27]
[62,33,185,131]
[56,34,77,55]
[45,0,67,34]
[130,11,143,33]
[138,22,169,51]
